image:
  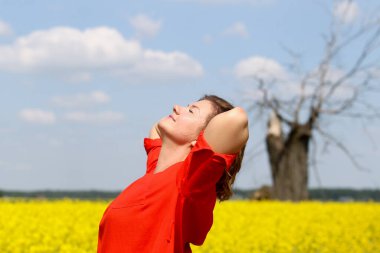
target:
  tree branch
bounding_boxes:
[294,73,313,123]
[324,26,380,102]
[315,124,371,173]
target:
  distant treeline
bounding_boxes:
[1,188,379,201]
[0,190,120,200]
[233,188,380,201]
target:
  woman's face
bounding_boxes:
[158,99,215,145]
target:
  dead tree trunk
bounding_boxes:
[266,113,311,201]
[246,6,380,201]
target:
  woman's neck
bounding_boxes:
[154,139,191,174]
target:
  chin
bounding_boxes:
[157,121,173,137]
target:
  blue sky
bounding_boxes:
[0,0,379,191]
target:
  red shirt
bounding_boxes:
[97,131,237,253]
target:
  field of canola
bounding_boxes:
[0,198,379,253]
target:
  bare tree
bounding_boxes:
[243,1,380,201]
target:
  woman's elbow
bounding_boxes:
[231,107,249,132]
[227,107,250,150]
[239,107,248,123]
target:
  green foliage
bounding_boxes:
[0,188,378,201]
[233,188,380,201]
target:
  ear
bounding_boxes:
[190,140,197,147]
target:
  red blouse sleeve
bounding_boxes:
[143,138,162,174]
[178,130,238,246]
[180,130,237,198]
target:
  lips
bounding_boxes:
[169,115,176,122]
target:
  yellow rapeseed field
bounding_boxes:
[0,198,379,253]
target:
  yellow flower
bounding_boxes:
[0,198,379,253]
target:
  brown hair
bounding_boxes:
[198,95,246,202]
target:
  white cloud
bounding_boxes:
[0,26,202,83]
[51,90,110,108]
[0,26,141,72]
[235,56,357,103]
[19,108,56,124]
[222,22,249,38]
[63,111,125,124]
[129,14,162,39]
[113,49,203,83]
[334,1,359,24]
[0,20,12,36]
[234,56,288,82]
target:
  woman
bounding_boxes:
[97,95,249,253]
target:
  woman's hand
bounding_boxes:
[149,123,162,139]
[204,107,249,154]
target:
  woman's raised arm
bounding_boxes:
[204,107,249,154]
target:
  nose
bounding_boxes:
[173,105,180,115]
